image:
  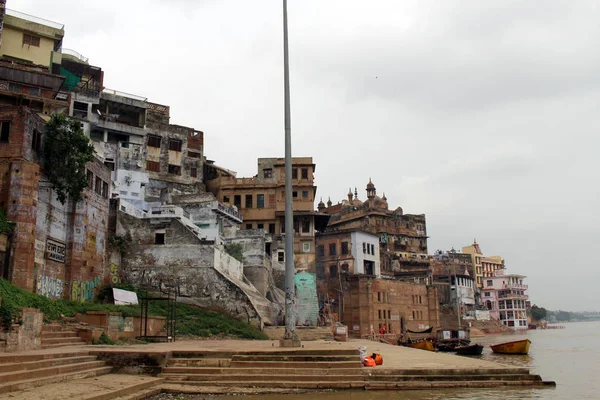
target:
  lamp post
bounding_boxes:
[282,0,298,344]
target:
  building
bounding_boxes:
[481,269,529,330]
[462,240,505,289]
[322,179,429,281]
[431,251,476,312]
[205,157,330,283]
[0,8,64,67]
[341,275,440,337]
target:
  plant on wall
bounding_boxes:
[42,114,94,204]
[0,209,15,234]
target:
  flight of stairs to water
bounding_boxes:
[160,349,366,389]
[41,323,87,349]
[0,351,112,394]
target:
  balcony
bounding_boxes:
[149,205,190,220]
[212,202,243,223]
[503,283,528,290]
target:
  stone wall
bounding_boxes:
[0,308,43,352]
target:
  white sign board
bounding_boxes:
[113,288,139,305]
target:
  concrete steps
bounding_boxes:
[0,351,112,395]
[161,373,365,382]
[162,367,365,375]
[41,324,86,349]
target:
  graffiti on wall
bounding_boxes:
[37,275,64,299]
[71,276,101,302]
[110,264,120,284]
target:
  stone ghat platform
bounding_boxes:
[0,339,555,398]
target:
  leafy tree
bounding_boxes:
[42,114,94,204]
[530,305,547,321]
[555,310,572,322]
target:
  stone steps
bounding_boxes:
[366,374,543,382]
[0,366,112,395]
[0,360,107,384]
[167,358,232,367]
[160,373,366,382]
[229,360,359,369]
[162,367,364,375]
[0,355,98,374]
[80,377,164,400]
[40,323,86,349]
[41,330,79,339]
[366,380,557,390]
[369,367,531,376]
[111,388,162,400]
[231,354,361,362]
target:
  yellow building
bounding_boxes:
[0,8,64,67]
[462,240,505,289]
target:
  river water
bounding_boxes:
[212,320,600,400]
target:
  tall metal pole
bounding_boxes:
[283,0,297,340]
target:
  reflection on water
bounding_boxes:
[210,321,599,400]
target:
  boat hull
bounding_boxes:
[490,339,531,355]
[407,340,435,351]
[455,344,484,356]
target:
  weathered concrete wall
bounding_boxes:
[295,272,319,326]
[0,308,43,352]
[263,326,333,341]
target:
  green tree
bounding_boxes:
[42,114,94,204]
[530,305,547,321]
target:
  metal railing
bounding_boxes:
[61,48,88,63]
[5,9,64,30]
[102,88,147,102]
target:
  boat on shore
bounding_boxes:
[455,343,483,356]
[490,339,531,355]
[406,339,435,351]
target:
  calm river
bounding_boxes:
[162,321,600,400]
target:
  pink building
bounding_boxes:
[481,269,528,330]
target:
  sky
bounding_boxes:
[10,0,599,311]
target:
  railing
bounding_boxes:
[102,88,147,102]
[503,283,528,290]
[5,9,64,30]
[149,205,190,219]
[213,202,242,222]
[61,48,88,63]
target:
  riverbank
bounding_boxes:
[0,337,555,399]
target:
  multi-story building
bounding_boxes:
[462,240,505,289]
[481,269,529,330]
[0,8,64,67]
[322,179,429,281]
[205,157,330,280]
[431,251,476,310]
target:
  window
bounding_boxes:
[0,121,9,142]
[87,170,94,189]
[371,244,375,255]
[329,243,337,256]
[388,310,391,319]
[155,232,165,245]
[168,164,181,175]
[188,151,201,158]
[378,292,381,302]
[363,243,366,254]
[341,242,349,255]
[245,194,253,208]
[303,242,311,253]
[292,168,298,179]
[301,168,308,179]
[168,139,182,151]
[223,195,230,203]
[147,135,161,148]
[146,161,160,172]
[269,223,275,234]
[302,191,309,198]
[278,252,285,262]
[190,167,198,178]
[257,223,264,230]
[102,182,109,199]
[487,280,493,287]
[292,191,298,198]
[329,264,338,277]
[234,195,241,208]
[104,161,115,171]
[317,245,325,257]
[95,177,102,196]
[302,218,310,233]
[23,33,41,47]
[378,310,382,319]
[246,223,253,230]
[484,291,490,297]
[263,168,273,178]
[257,194,264,208]
[31,129,42,152]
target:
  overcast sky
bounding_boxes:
[12,0,599,311]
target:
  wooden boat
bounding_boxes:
[407,339,435,351]
[490,339,531,355]
[455,344,483,356]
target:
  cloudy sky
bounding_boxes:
[12,0,599,311]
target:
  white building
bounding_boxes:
[481,269,529,330]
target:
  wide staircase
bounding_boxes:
[41,323,87,349]
[0,351,111,394]
[160,349,366,389]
